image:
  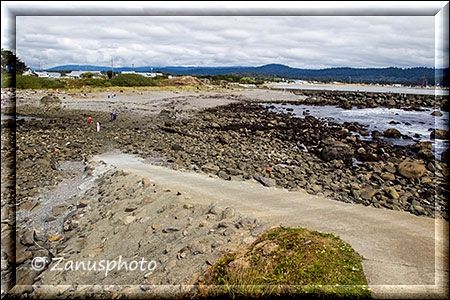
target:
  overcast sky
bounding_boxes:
[2,2,449,70]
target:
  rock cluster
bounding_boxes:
[5,91,449,297]
[1,89,16,294]
[110,103,447,219]
[10,160,265,297]
[272,88,448,111]
[40,94,62,109]
[13,103,449,221]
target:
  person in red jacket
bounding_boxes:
[88,117,91,127]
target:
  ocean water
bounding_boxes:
[263,103,449,160]
[273,84,449,96]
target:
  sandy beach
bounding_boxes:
[16,88,306,117]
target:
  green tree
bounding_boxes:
[81,72,96,79]
[106,70,116,79]
[1,48,27,73]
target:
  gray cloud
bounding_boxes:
[6,8,446,70]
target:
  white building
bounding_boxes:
[144,72,163,78]
[121,71,163,78]
[22,70,61,78]
[22,69,35,76]
[34,71,49,78]
[48,72,61,78]
[64,71,102,79]
[64,71,84,79]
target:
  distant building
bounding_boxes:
[120,71,163,78]
[34,71,49,78]
[22,70,60,78]
[294,80,309,84]
[48,72,61,78]
[145,72,163,78]
[22,69,35,76]
[64,71,83,79]
[64,71,102,79]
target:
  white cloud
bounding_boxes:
[2,2,447,70]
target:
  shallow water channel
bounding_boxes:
[263,103,449,160]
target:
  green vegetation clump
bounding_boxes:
[199,227,371,299]
[83,78,110,87]
[80,72,103,79]
[16,75,65,89]
[109,73,157,87]
[197,74,242,85]
[1,72,13,88]
[239,76,266,85]
[2,48,27,74]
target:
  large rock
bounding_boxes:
[201,163,220,174]
[417,148,434,160]
[158,109,175,119]
[430,110,443,116]
[383,128,401,138]
[253,175,276,187]
[384,186,399,200]
[371,130,382,139]
[398,159,426,179]
[430,129,448,140]
[339,102,352,109]
[410,141,432,151]
[320,138,354,162]
[360,187,377,200]
[40,95,61,108]
[381,172,395,181]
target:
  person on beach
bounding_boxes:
[110,112,114,121]
[113,112,117,120]
[96,121,100,132]
[88,117,91,127]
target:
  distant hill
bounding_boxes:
[46,64,448,86]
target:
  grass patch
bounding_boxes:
[1,72,13,88]
[198,227,371,299]
[16,75,66,89]
[109,73,158,87]
[14,73,235,91]
[37,84,227,94]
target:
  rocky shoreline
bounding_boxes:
[2,88,449,297]
[12,100,449,221]
[270,88,449,111]
[10,158,265,298]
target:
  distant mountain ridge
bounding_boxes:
[46,63,448,85]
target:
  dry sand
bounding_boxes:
[16,88,306,117]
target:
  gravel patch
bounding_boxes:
[16,160,113,236]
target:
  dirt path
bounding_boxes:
[93,151,449,299]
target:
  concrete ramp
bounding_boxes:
[93,151,448,298]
